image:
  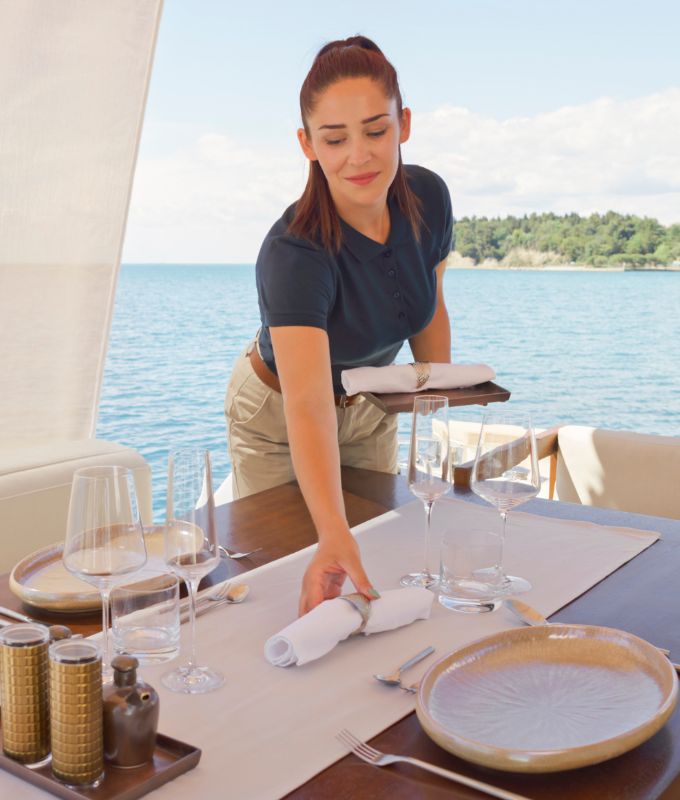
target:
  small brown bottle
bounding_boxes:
[102,655,159,768]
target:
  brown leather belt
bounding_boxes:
[248,345,361,408]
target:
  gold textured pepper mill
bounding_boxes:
[49,639,104,788]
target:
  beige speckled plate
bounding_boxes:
[416,624,677,773]
[9,527,168,613]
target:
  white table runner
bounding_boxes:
[2,498,660,799]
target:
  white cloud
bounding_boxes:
[123,135,307,263]
[123,88,680,262]
[405,88,680,224]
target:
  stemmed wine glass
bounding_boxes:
[470,411,540,594]
[162,448,224,694]
[400,395,450,589]
[63,466,147,673]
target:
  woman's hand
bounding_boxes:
[299,534,379,616]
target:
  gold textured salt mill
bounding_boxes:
[0,623,51,766]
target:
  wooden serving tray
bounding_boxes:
[0,726,200,800]
[363,380,511,414]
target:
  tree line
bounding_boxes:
[452,211,680,267]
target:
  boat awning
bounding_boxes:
[0,0,162,442]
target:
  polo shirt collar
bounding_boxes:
[340,193,411,263]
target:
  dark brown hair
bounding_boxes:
[288,35,422,251]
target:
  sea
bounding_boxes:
[97,265,680,519]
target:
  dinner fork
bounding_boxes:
[336,729,530,800]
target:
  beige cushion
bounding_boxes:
[0,440,152,572]
[555,426,680,519]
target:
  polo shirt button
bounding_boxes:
[383,249,392,258]
[387,268,396,278]
[393,290,401,299]
[398,311,406,320]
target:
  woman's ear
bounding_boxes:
[399,107,412,144]
[297,128,318,161]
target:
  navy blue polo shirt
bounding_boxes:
[256,164,453,394]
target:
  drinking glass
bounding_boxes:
[438,521,506,613]
[400,395,450,589]
[111,571,180,665]
[162,448,224,694]
[63,466,147,673]
[470,411,540,594]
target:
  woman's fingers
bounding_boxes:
[344,556,380,602]
[298,542,381,616]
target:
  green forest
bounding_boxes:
[452,211,680,267]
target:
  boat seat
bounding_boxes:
[0,440,152,572]
[448,420,556,499]
[551,425,680,519]
[454,424,680,520]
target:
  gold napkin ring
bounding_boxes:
[339,593,371,635]
[411,361,431,390]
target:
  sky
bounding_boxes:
[122,0,680,263]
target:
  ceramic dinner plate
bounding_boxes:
[416,624,678,773]
[9,527,168,613]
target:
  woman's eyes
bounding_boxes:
[325,129,387,146]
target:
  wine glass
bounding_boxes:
[162,448,224,694]
[400,395,450,588]
[63,466,147,673]
[470,411,540,594]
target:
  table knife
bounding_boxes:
[0,606,35,624]
[506,599,680,673]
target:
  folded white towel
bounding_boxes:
[264,587,434,667]
[340,363,495,396]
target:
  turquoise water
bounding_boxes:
[97,265,680,518]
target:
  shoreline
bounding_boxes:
[446,263,680,272]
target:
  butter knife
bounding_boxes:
[0,606,35,624]
[179,596,233,625]
[505,599,680,672]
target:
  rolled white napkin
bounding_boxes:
[264,587,434,667]
[340,362,495,396]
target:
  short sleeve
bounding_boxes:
[436,174,454,262]
[256,236,335,330]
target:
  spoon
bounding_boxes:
[505,598,680,671]
[208,583,250,604]
[373,646,435,688]
[181,583,250,623]
[219,545,263,560]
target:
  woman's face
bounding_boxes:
[298,77,411,220]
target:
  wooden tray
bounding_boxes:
[363,380,511,414]
[0,726,200,800]
[9,528,169,613]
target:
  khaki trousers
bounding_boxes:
[225,350,398,499]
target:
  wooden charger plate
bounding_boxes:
[9,527,168,613]
[416,624,678,773]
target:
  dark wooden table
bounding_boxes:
[2,467,680,799]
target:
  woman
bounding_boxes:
[225,36,452,615]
